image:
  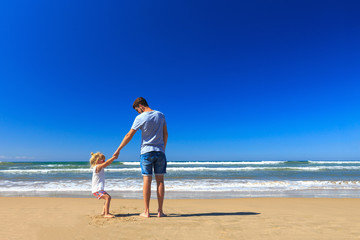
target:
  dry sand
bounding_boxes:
[0,197,359,240]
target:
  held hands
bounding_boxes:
[113,151,120,159]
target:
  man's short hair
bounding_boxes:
[133,97,149,109]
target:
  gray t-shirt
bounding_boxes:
[131,110,166,154]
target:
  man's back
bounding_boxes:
[131,110,166,154]
[113,97,168,218]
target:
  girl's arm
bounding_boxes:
[96,156,117,173]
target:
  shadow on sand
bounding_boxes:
[114,213,140,218]
[114,212,260,218]
[168,212,260,217]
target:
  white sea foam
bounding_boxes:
[309,161,360,164]
[123,160,360,165]
[122,161,287,165]
[1,165,360,174]
[167,161,287,165]
[121,162,140,165]
[0,168,140,174]
[2,160,359,198]
[167,166,360,171]
[1,179,360,193]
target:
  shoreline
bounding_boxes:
[2,161,360,199]
[1,189,360,199]
[1,197,360,239]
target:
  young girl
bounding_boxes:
[90,152,117,218]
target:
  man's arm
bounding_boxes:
[163,124,168,151]
[113,129,137,157]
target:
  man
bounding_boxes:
[113,97,168,218]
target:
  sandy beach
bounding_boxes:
[1,197,359,240]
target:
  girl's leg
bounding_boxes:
[100,193,114,218]
[101,202,106,215]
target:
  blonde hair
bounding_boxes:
[89,152,105,167]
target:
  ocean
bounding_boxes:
[1,160,360,198]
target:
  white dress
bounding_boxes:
[91,165,105,193]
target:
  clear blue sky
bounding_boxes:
[1,0,359,161]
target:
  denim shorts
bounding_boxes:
[140,151,167,176]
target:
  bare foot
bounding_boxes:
[139,212,150,218]
[157,211,167,218]
[104,214,115,218]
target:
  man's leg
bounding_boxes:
[155,174,166,217]
[140,176,152,217]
